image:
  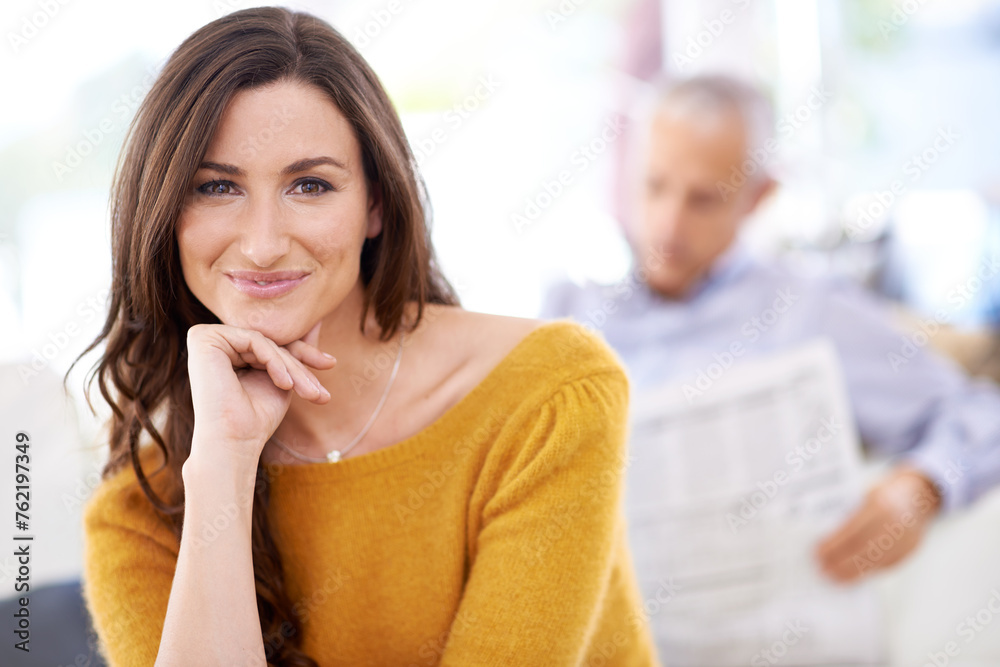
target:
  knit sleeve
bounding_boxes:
[81,463,179,667]
[439,358,639,665]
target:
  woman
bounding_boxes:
[79,7,657,666]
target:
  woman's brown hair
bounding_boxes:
[72,7,457,665]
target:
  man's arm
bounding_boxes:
[809,279,1000,581]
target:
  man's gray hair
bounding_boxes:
[621,73,777,228]
[648,74,776,178]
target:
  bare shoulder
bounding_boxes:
[368,305,554,447]
[405,303,550,382]
[386,304,609,439]
[433,305,545,357]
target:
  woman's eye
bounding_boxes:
[291,178,332,195]
[196,180,238,196]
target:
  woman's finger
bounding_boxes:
[230,343,331,374]
[274,344,330,403]
[200,324,329,401]
[284,319,335,369]
[284,339,337,370]
[210,327,294,391]
[246,332,296,391]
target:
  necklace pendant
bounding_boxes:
[326,449,342,463]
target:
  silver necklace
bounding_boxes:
[271,330,405,463]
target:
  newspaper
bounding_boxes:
[626,338,887,666]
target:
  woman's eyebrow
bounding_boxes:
[199,161,243,175]
[196,156,350,177]
[281,156,350,175]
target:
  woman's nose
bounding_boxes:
[239,197,290,267]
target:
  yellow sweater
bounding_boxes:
[82,320,660,666]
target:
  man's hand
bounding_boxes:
[815,466,942,583]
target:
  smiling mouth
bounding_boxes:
[225,270,311,298]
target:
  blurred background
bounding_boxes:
[1,0,999,664]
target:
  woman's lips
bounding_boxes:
[225,270,310,299]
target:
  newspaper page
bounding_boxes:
[626,338,887,666]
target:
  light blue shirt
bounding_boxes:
[540,242,1000,512]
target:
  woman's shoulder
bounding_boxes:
[365,305,629,457]
[421,305,627,388]
[438,309,632,473]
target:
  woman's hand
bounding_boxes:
[185,320,335,470]
[161,322,333,667]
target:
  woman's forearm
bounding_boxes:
[156,441,264,666]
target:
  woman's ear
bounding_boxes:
[365,189,383,239]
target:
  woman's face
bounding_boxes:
[176,79,381,344]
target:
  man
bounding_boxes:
[540,75,1000,584]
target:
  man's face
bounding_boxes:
[634,105,770,299]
